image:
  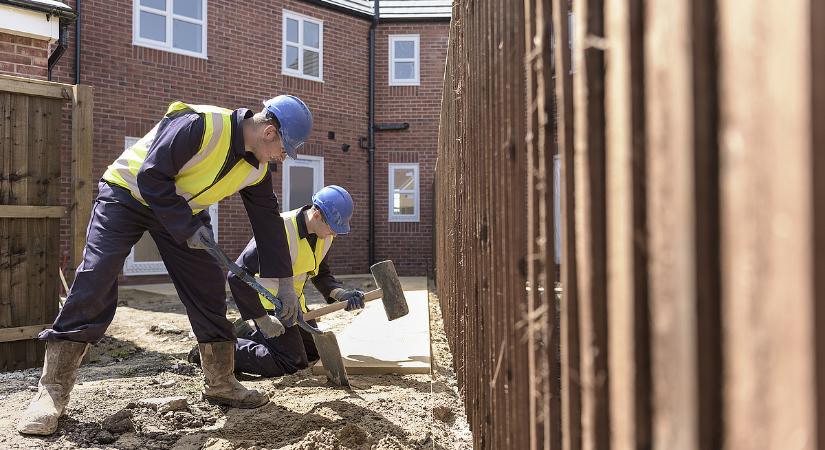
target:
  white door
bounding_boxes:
[282,155,324,211]
[122,137,219,276]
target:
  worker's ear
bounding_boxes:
[311,208,322,222]
[263,123,279,142]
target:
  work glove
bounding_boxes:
[186,225,215,250]
[253,314,285,338]
[337,289,366,311]
[275,277,300,326]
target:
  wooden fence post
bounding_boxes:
[71,85,93,274]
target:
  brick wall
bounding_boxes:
[374,23,449,275]
[0,31,50,80]
[49,0,447,281]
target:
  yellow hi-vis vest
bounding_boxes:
[102,102,269,213]
[259,208,333,314]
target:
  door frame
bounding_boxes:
[281,155,324,211]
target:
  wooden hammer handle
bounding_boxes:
[303,288,383,321]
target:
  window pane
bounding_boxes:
[173,0,202,19]
[303,49,319,77]
[393,192,416,216]
[285,45,299,70]
[393,168,415,190]
[134,232,162,262]
[394,62,415,80]
[289,166,315,210]
[304,21,320,48]
[286,18,299,43]
[394,40,414,59]
[173,20,202,52]
[141,0,166,10]
[140,11,166,42]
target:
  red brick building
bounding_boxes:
[0,0,75,80]
[38,0,450,278]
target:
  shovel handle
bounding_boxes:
[303,288,383,321]
[201,238,323,336]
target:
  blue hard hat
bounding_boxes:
[263,95,313,159]
[312,185,353,235]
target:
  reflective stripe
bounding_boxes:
[320,236,332,259]
[237,163,268,189]
[179,113,225,173]
[283,215,299,265]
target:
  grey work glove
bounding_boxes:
[186,225,215,250]
[276,277,300,326]
[336,289,366,311]
[253,314,285,338]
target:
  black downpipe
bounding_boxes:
[47,19,68,81]
[367,0,379,266]
[74,0,80,84]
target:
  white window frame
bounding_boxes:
[122,136,218,276]
[388,163,420,222]
[282,155,325,212]
[389,35,420,86]
[282,10,324,82]
[133,0,208,59]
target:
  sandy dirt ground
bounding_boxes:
[0,277,471,449]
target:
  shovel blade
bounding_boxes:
[312,331,350,388]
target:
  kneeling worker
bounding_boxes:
[189,185,366,377]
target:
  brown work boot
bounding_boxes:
[17,340,89,435]
[198,342,269,409]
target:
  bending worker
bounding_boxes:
[18,95,313,436]
[189,185,366,377]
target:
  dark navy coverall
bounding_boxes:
[40,108,292,344]
[230,205,343,377]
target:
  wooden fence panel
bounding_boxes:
[0,92,64,371]
[437,0,822,448]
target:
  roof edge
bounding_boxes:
[0,0,76,20]
[379,15,451,23]
[296,0,452,22]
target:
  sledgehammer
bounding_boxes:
[303,260,409,321]
[200,238,351,388]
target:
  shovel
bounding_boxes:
[201,238,350,387]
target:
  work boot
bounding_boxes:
[187,344,201,366]
[17,340,89,435]
[199,342,269,409]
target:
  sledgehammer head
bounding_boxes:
[370,260,408,321]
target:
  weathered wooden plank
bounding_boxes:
[718,1,815,448]
[691,1,723,448]
[605,0,652,448]
[71,85,94,271]
[0,205,67,218]
[812,0,825,442]
[0,74,73,100]
[572,0,611,447]
[0,324,51,343]
[645,0,699,449]
[9,94,30,370]
[0,93,10,203]
[551,0,582,448]
[0,218,10,329]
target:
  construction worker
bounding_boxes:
[189,185,366,377]
[17,96,313,436]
